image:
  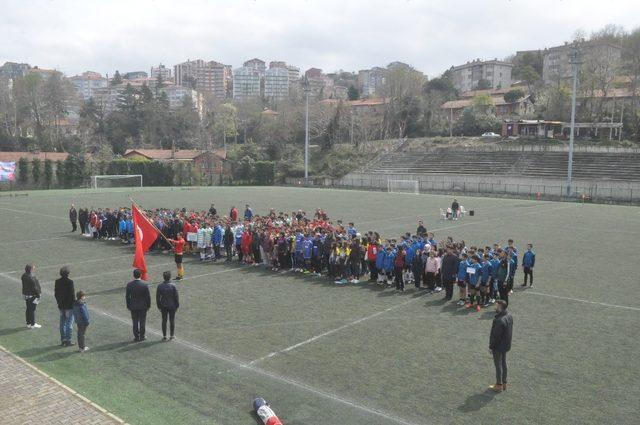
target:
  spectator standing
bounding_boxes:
[73,291,90,352]
[54,266,75,346]
[126,269,151,342]
[451,199,460,220]
[489,300,513,392]
[521,244,536,287]
[69,204,78,232]
[156,271,180,341]
[21,264,41,329]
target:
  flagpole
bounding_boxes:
[130,197,174,247]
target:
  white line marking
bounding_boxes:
[522,291,640,311]
[3,253,134,274]
[0,272,421,425]
[249,293,427,366]
[0,207,66,220]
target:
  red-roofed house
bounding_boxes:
[123,149,229,181]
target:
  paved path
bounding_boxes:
[0,345,124,425]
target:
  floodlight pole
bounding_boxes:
[304,77,311,186]
[567,46,582,197]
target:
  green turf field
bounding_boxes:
[0,186,638,425]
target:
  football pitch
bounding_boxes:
[0,186,638,425]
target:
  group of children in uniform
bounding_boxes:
[75,204,537,310]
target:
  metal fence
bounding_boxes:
[285,176,640,205]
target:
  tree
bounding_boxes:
[347,85,360,101]
[17,157,28,184]
[42,71,73,151]
[111,70,122,86]
[31,158,41,185]
[503,89,526,104]
[43,159,53,189]
[472,94,494,114]
[476,79,492,90]
[623,26,640,141]
[382,65,426,137]
[55,159,65,187]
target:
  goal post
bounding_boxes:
[387,179,419,194]
[91,175,143,189]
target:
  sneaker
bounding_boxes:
[64,341,76,347]
[169,336,175,340]
[139,336,147,342]
[456,300,465,306]
[31,323,42,329]
[352,279,359,284]
[162,336,167,341]
[26,324,32,329]
[434,287,443,292]
[79,347,89,352]
[489,298,496,304]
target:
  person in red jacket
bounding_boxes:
[367,241,379,282]
[230,206,238,222]
[182,221,192,255]
[394,247,406,291]
[241,228,253,264]
[167,233,186,280]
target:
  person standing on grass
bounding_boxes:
[394,246,406,291]
[521,244,536,287]
[167,233,186,280]
[156,271,179,341]
[54,266,75,346]
[73,291,90,352]
[496,257,510,307]
[21,264,41,329]
[126,269,151,342]
[69,204,78,232]
[489,300,513,392]
[441,247,459,301]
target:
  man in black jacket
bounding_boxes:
[126,269,151,342]
[156,271,179,341]
[440,247,459,300]
[54,266,75,346]
[69,204,78,232]
[489,300,513,392]
[21,264,41,329]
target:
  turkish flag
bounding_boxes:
[132,203,160,280]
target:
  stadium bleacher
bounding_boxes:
[367,149,640,181]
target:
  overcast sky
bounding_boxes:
[1,0,639,78]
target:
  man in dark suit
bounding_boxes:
[54,266,75,346]
[21,264,41,329]
[69,204,78,232]
[156,271,179,341]
[126,269,150,342]
[489,300,513,392]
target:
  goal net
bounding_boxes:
[387,179,419,194]
[91,175,143,189]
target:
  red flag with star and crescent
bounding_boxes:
[132,203,160,280]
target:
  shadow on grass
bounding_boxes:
[90,341,133,353]
[0,326,29,336]
[38,350,77,362]
[458,389,499,412]
[117,339,163,353]
[14,344,62,358]
[88,286,126,296]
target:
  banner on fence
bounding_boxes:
[0,162,16,182]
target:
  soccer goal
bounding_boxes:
[387,179,419,194]
[91,175,143,189]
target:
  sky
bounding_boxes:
[1,0,639,78]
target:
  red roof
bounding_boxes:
[319,98,388,107]
[0,151,69,162]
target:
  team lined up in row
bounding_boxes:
[70,203,536,310]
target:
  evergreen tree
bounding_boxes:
[111,70,123,86]
[43,159,53,189]
[31,158,42,184]
[17,157,29,183]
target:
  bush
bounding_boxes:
[18,157,29,184]
[31,158,42,185]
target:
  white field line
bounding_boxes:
[0,207,66,220]
[521,291,640,311]
[0,272,421,425]
[248,293,427,366]
[4,253,134,275]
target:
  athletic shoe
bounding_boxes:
[483,302,490,308]
[353,279,359,284]
[529,284,534,288]
[169,336,175,340]
[78,347,89,352]
[434,287,443,292]
[26,324,32,329]
[139,336,147,342]
[509,290,513,295]
[31,323,42,329]
[456,300,465,306]
[64,341,76,347]
[489,298,496,304]
[162,336,167,341]
[476,305,481,312]
[488,384,503,392]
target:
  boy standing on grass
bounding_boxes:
[521,244,536,287]
[456,253,468,305]
[73,291,90,352]
[466,255,483,312]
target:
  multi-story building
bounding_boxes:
[93,81,202,115]
[150,64,172,81]
[450,59,513,93]
[123,71,148,80]
[243,58,266,76]
[541,41,622,85]
[264,67,289,104]
[286,65,300,83]
[232,67,261,101]
[0,62,30,79]
[358,67,386,96]
[27,66,57,81]
[69,71,108,101]
[174,59,227,99]
[158,85,203,116]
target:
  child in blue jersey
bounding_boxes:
[302,234,313,273]
[456,253,469,306]
[489,253,501,303]
[376,245,386,284]
[480,253,492,307]
[521,243,536,287]
[466,255,483,311]
[383,245,396,286]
